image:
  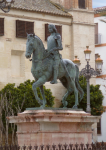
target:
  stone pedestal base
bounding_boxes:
[8,108,99,146]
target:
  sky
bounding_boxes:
[93,0,106,8]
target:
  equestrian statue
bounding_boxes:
[25,24,84,109]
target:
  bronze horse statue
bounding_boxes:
[25,33,84,108]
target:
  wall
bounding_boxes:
[95,16,106,142]
[95,17,106,106]
[70,9,95,86]
[95,16,106,44]
[96,77,106,142]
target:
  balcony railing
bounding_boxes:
[95,33,101,45]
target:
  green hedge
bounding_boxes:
[0,80,55,114]
[64,76,104,116]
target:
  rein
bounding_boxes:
[29,50,53,62]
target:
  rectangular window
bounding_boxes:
[95,23,98,44]
[97,119,101,134]
[45,24,62,41]
[78,0,86,9]
[0,18,4,36]
[16,20,34,38]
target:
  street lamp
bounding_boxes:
[84,46,91,61]
[80,46,103,113]
[73,56,81,67]
[95,55,103,73]
[0,0,14,13]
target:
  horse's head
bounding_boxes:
[25,33,36,59]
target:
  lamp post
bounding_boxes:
[80,46,103,113]
[95,55,103,73]
[0,0,14,13]
[73,56,81,67]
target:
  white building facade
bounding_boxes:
[94,6,106,142]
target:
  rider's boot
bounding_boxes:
[50,69,58,84]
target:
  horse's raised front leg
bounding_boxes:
[39,85,47,107]
[32,76,46,108]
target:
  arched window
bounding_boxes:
[78,0,85,9]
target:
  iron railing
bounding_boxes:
[0,143,106,150]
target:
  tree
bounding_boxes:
[0,79,54,114]
[65,76,104,116]
[0,80,55,144]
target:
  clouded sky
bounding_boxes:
[93,0,106,8]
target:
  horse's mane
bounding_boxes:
[34,35,45,51]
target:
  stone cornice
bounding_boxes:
[0,12,72,26]
[8,109,100,124]
[68,8,94,14]
[72,21,95,26]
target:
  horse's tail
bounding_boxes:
[75,65,84,101]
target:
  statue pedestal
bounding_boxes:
[8,108,99,146]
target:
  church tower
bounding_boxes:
[51,0,92,10]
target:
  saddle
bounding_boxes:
[32,51,64,79]
[41,54,64,74]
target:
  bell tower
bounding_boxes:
[51,0,92,10]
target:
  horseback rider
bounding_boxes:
[46,24,63,84]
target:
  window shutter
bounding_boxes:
[56,25,62,39]
[97,119,101,134]
[45,24,50,41]
[95,23,98,44]
[45,24,62,41]
[78,0,85,9]
[0,18,4,36]
[16,20,26,38]
[16,20,34,38]
[26,22,34,34]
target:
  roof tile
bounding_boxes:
[94,6,106,14]
[12,0,71,17]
